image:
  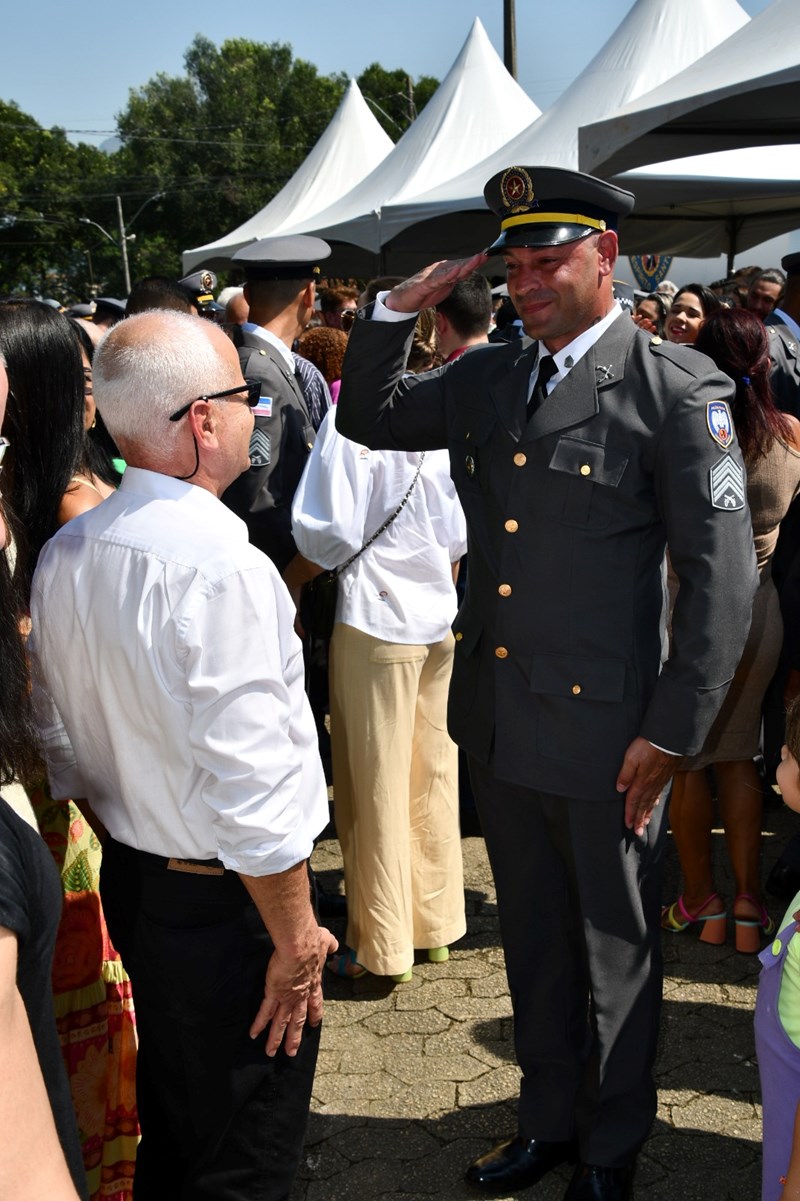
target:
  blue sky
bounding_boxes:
[0,0,774,146]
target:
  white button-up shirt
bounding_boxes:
[292,409,467,645]
[30,468,328,876]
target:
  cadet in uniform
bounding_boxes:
[222,236,332,580]
[335,166,759,1201]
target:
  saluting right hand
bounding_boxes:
[385,252,489,314]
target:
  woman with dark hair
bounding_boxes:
[0,301,138,1198]
[663,308,800,950]
[664,283,721,345]
[0,356,87,1200]
[0,301,87,588]
[67,319,123,492]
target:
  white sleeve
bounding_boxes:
[182,563,327,876]
[292,409,373,570]
[28,627,88,801]
[372,291,419,322]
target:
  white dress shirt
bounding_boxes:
[30,468,328,876]
[292,409,467,644]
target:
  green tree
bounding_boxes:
[113,36,350,278]
[0,100,118,298]
[357,65,439,137]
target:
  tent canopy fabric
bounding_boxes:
[378,0,749,244]
[613,145,800,262]
[181,79,393,274]
[578,0,800,178]
[281,17,540,254]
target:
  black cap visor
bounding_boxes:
[486,222,600,255]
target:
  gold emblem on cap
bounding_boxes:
[500,167,534,214]
[200,271,213,290]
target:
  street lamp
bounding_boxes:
[79,191,164,294]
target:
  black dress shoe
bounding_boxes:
[563,1162,635,1200]
[466,1136,578,1192]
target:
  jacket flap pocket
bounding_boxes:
[530,654,626,703]
[548,436,628,487]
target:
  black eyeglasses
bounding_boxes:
[168,379,261,423]
[340,309,357,331]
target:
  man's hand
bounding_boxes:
[616,737,676,836]
[385,252,489,314]
[249,918,338,1058]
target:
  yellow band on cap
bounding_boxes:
[500,212,607,233]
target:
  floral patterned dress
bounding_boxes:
[29,779,139,1201]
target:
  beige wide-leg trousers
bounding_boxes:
[329,623,466,977]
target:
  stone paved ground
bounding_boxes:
[297,791,797,1201]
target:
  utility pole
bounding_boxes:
[406,76,417,126]
[116,195,131,295]
[504,0,517,79]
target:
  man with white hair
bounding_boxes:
[30,311,336,1201]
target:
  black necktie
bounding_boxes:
[527,354,558,420]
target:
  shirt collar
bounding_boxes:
[119,467,249,538]
[245,324,295,371]
[540,303,623,379]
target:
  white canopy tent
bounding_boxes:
[614,145,800,269]
[181,79,393,274]
[277,17,540,268]
[578,0,800,179]
[372,0,749,267]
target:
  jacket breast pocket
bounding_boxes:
[451,407,497,496]
[545,435,629,529]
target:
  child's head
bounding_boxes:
[778,697,800,813]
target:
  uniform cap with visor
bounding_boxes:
[483,165,635,254]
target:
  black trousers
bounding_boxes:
[100,838,320,1201]
[468,758,668,1167]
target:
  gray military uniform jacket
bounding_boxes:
[221,330,319,572]
[336,308,759,802]
[765,312,800,419]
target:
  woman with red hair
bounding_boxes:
[663,308,800,950]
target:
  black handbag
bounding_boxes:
[300,569,340,641]
[299,453,426,641]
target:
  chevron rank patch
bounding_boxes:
[249,427,271,468]
[706,400,733,449]
[709,455,745,510]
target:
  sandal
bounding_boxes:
[326,949,413,983]
[427,947,449,963]
[733,893,775,953]
[661,893,727,945]
[327,948,367,979]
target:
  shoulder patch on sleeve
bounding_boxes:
[706,400,733,449]
[709,455,745,510]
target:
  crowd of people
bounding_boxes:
[2,163,800,1201]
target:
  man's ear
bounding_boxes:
[597,231,618,278]
[435,310,448,337]
[302,281,316,310]
[188,400,216,443]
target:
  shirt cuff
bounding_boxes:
[648,741,680,756]
[372,291,419,323]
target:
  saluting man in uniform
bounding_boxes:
[335,166,759,1201]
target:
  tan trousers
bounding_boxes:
[329,623,466,976]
